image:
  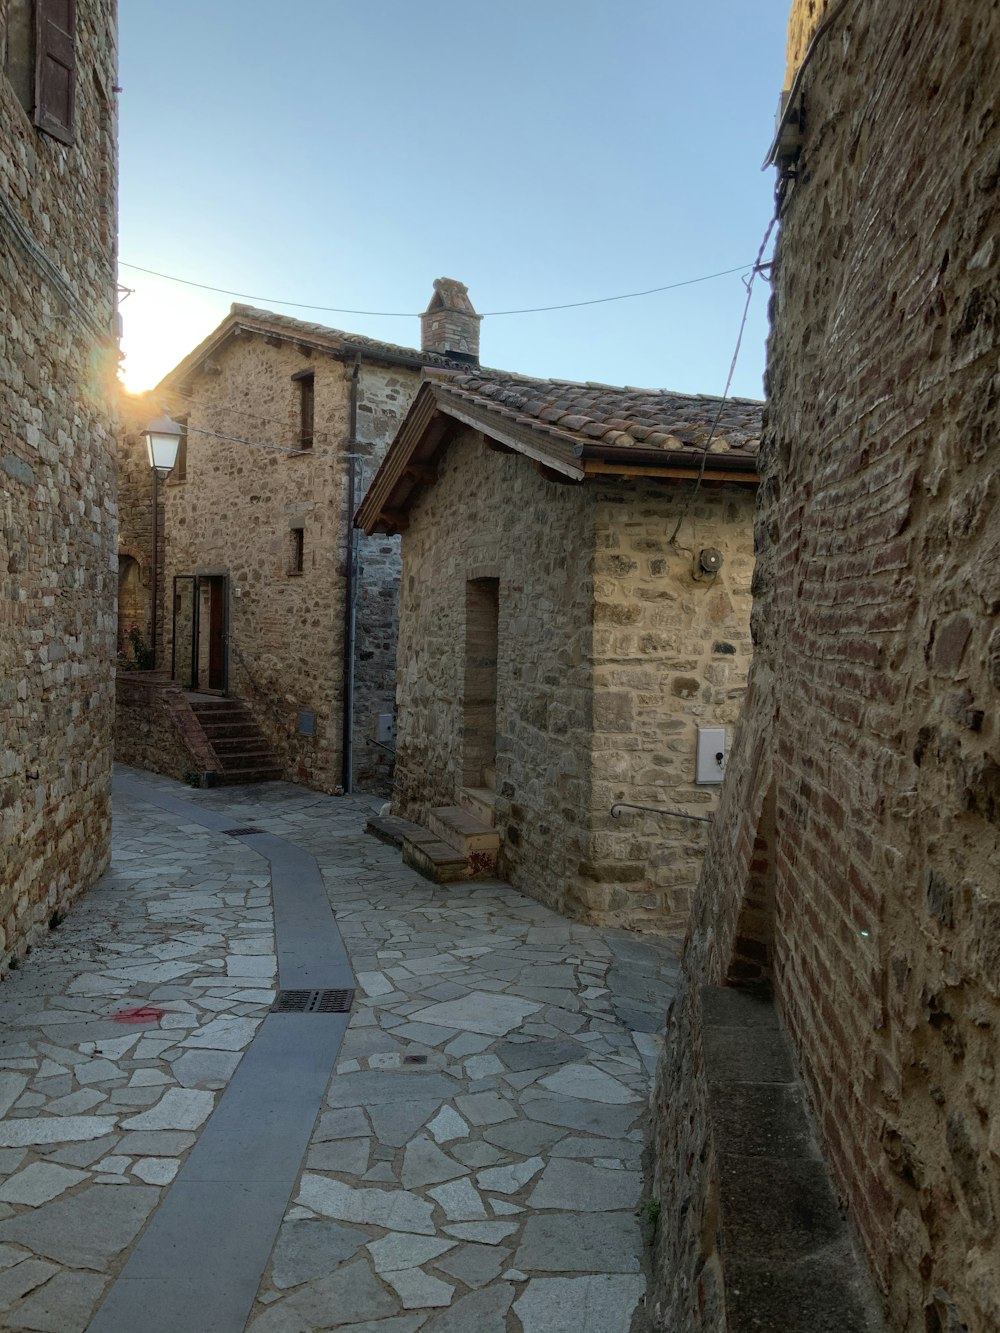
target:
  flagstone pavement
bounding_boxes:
[0,765,679,1332]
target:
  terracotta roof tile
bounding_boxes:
[227,305,474,370]
[431,370,763,459]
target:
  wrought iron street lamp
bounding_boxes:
[142,414,183,668]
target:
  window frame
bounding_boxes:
[291,368,315,451]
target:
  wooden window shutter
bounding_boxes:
[34,0,76,144]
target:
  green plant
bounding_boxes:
[640,1197,661,1237]
[126,624,155,670]
[182,770,202,788]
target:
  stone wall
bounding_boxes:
[351,366,411,792]
[0,0,118,970]
[393,427,595,916]
[162,337,420,795]
[586,480,754,929]
[115,676,220,783]
[394,428,755,930]
[163,335,351,792]
[783,0,833,81]
[651,3,1000,1329]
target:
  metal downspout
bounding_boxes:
[341,356,361,794]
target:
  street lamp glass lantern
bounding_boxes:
[143,414,183,476]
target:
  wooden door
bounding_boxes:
[207,577,227,691]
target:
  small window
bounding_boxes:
[289,527,304,575]
[292,370,314,450]
[172,416,188,482]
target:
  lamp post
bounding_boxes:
[142,414,183,670]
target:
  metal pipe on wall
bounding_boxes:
[341,356,361,794]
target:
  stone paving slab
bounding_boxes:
[0,766,679,1330]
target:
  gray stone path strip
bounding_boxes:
[112,773,353,990]
[0,768,680,1331]
[89,775,354,1332]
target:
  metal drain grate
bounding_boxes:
[271,989,355,1014]
[223,827,259,837]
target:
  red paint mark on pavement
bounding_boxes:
[113,1005,169,1024]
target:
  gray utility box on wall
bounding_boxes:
[696,727,726,784]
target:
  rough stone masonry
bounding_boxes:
[0,0,119,974]
[649,2,1000,1330]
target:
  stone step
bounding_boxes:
[365,814,428,849]
[220,751,278,770]
[214,766,283,785]
[402,836,469,884]
[457,786,497,828]
[184,697,281,778]
[429,806,500,855]
[211,735,270,752]
[198,721,260,739]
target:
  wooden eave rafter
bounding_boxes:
[355,384,588,535]
[436,397,584,480]
[354,386,441,534]
[354,385,761,536]
[577,442,759,485]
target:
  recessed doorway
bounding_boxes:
[463,577,499,790]
[172,573,228,692]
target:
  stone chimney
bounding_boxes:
[420,278,481,365]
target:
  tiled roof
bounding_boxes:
[227,305,473,370]
[158,304,479,392]
[430,370,763,459]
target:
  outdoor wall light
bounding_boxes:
[143,413,183,477]
[699,547,724,575]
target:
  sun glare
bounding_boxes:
[118,277,227,392]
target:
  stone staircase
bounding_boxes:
[187,697,283,785]
[366,787,499,884]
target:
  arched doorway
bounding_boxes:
[117,554,150,659]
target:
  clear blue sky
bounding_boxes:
[118,2,790,397]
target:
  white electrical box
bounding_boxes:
[696,727,726,785]
[375,713,396,746]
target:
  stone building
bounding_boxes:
[356,372,761,931]
[141,282,480,794]
[649,3,1000,1330]
[0,0,119,969]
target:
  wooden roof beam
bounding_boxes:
[403,464,439,485]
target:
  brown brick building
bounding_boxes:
[137,283,481,794]
[650,2,1000,1329]
[357,373,761,931]
[1,0,119,969]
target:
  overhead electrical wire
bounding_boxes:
[182,421,339,457]
[168,390,339,444]
[129,236,777,464]
[117,260,757,318]
[667,206,780,547]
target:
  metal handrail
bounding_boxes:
[610,801,713,825]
